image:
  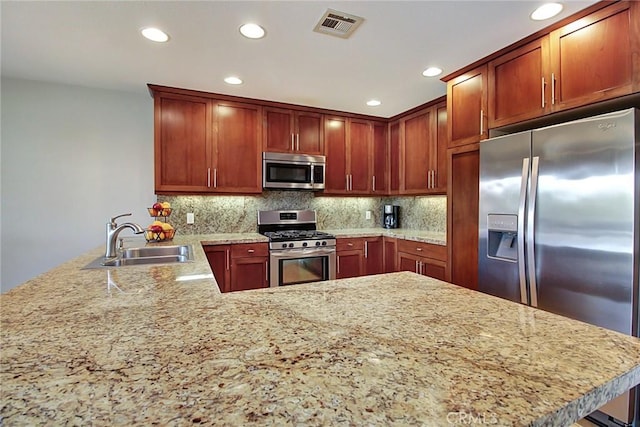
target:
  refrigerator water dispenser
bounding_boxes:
[487,214,518,261]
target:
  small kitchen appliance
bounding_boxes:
[258,210,336,287]
[262,152,325,191]
[383,205,400,229]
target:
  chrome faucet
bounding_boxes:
[105,213,144,258]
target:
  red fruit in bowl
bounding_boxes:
[152,202,163,210]
[150,225,163,233]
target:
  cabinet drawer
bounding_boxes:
[337,238,365,252]
[397,239,446,261]
[231,243,269,258]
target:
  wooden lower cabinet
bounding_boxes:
[204,243,268,292]
[383,237,397,273]
[396,239,447,281]
[336,237,383,279]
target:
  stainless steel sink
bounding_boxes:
[83,245,194,269]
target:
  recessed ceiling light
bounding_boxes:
[239,23,265,39]
[366,100,381,107]
[531,3,563,21]
[422,67,443,77]
[224,76,243,85]
[141,27,169,43]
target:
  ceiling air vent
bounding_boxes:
[313,9,364,39]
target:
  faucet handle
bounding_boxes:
[110,213,132,225]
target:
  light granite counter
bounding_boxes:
[325,228,446,246]
[2,234,640,426]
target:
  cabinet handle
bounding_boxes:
[541,77,546,108]
[415,261,419,274]
[296,134,300,151]
[291,134,295,151]
[419,261,424,275]
[551,73,556,105]
[207,168,211,187]
[372,176,376,192]
[432,171,437,188]
[337,255,340,274]
[247,249,255,254]
[365,241,368,258]
[350,175,353,191]
[214,168,218,188]
[226,249,230,270]
[265,261,268,283]
[346,175,349,191]
[480,109,484,135]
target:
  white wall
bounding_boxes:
[1,78,154,292]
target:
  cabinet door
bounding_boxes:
[389,121,401,194]
[488,37,549,129]
[155,94,212,192]
[448,145,479,290]
[230,256,269,292]
[397,252,420,273]
[214,101,262,193]
[434,103,448,191]
[337,250,364,279]
[549,1,637,112]
[422,259,447,281]
[372,122,388,194]
[296,112,324,154]
[348,119,372,194]
[364,238,383,275]
[324,116,348,194]
[383,237,397,273]
[263,108,294,153]
[447,65,488,147]
[403,109,433,194]
[204,245,230,293]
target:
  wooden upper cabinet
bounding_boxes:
[549,1,638,111]
[154,93,212,193]
[263,107,323,155]
[213,101,262,193]
[447,65,488,147]
[389,121,401,194]
[323,116,373,195]
[324,116,348,194]
[488,38,549,128]
[403,109,432,194]
[434,102,448,191]
[372,121,388,194]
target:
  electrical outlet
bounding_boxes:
[186,213,195,224]
[365,210,372,220]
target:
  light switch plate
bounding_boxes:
[186,212,195,224]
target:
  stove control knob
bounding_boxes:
[282,243,287,249]
[321,241,327,246]
[302,242,308,247]
[288,243,294,248]
[315,241,321,246]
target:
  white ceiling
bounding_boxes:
[1,0,598,118]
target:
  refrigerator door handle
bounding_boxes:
[517,158,530,305]
[527,156,540,307]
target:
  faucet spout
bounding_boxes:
[105,214,145,258]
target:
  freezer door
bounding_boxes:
[478,131,532,303]
[531,109,637,335]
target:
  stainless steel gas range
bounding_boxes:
[258,210,336,287]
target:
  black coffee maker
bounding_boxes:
[383,205,400,229]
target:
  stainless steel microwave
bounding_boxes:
[262,152,325,190]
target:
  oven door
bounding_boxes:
[269,247,336,287]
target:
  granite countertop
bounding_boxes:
[325,228,446,246]
[2,234,640,426]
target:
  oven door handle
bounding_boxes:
[270,248,336,258]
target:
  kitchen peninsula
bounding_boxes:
[2,235,640,426]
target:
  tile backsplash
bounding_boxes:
[156,192,446,234]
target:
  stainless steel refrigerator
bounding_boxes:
[478,108,639,426]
